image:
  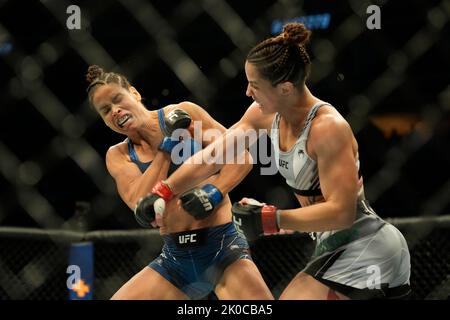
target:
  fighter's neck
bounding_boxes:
[278,87,320,128]
[128,110,161,150]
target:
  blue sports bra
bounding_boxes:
[127,108,200,176]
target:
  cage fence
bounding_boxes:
[0,0,449,301]
[1,216,449,300]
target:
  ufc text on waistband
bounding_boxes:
[170,228,208,248]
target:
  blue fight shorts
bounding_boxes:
[148,222,251,299]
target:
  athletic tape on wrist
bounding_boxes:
[276,210,281,229]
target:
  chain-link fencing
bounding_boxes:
[1,216,449,300]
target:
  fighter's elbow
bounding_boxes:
[337,203,357,229]
[328,198,356,229]
[245,162,253,174]
[127,189,143,212]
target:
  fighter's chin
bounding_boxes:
[114,123,134,135]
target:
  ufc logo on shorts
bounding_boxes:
[178,234,197,244]
[233,216,244,234]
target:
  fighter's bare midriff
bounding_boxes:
[159,173,232,235]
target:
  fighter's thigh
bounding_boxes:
[279,272,348,300]
[111,266,188,300]
[215,259,273,300]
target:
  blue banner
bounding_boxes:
[67,242,94,300]
[271,14,331,34]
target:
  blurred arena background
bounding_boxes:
[0,0,449,300]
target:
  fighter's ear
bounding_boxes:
[129,86,141,102]
[278,81,295,96]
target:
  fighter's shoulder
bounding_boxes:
[310,107,353,150]
[106,140,129,164]
[162,101,207,120]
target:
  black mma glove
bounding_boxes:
[231,198,279,242]
[159,108,194,155]
[180,184,223,220]
[163,108,192,137]
[134,181,174,228]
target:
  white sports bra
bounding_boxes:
[269,102,360,197]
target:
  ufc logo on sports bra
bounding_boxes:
[178,234,197,244]
[279,159,289,170]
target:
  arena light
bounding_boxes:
[271,13,332,34]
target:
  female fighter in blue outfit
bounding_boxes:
[86,65,273,300]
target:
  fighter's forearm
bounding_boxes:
[211,151,253,195]
[128,152,171,207]
[280,200,356,232]
[166,127,256,195]
[166,143,224,195]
